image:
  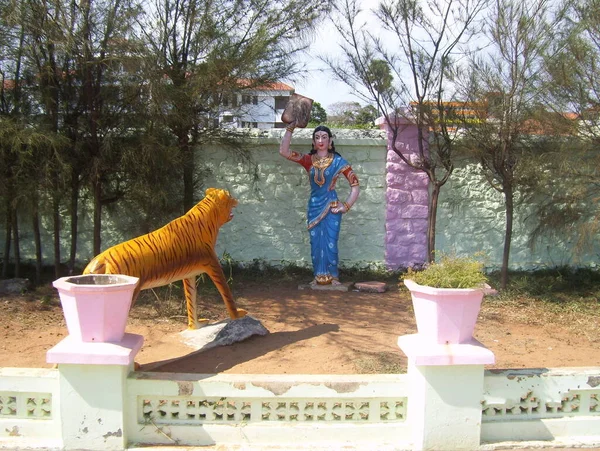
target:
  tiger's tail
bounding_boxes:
[82,255,142,306]
[82,256,106,275]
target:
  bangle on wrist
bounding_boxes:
[343,202,351,212]
[286,125,295,133]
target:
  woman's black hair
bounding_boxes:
[310,125,340,155]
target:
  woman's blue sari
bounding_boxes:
[306,153,350,284]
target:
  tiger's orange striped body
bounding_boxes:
[83,188,247,329]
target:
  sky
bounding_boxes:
[292,0,381,112]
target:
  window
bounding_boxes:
[222,115,234,123]
[222,95,238,107]
[242,95,258,105]
[275,96,289,109]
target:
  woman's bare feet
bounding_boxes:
[310,276,341,286]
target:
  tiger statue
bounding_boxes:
[83,188,247,329]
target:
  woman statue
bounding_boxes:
[279,122,360,286]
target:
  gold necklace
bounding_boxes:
[311,153,333,187]
[311,153,333,169]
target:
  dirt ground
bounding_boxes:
[1,279,599,373]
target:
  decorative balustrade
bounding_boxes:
[483,389,600,420]
[1,367,600,449]
[0,393,52,419]
[139,396,407,425]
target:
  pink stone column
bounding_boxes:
[377,117,429,269]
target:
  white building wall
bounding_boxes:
[224,88,292,129]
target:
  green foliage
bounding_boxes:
[310,101,327,124]
[326,101,379,128]
[489,266,600,303]
[225,258,313,283]
[219,257,399,284]
[366,59,393,96]
[402,254,488,288]
[339,261,399,283]
[0,0,329,274]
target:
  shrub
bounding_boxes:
[402,254,488,288]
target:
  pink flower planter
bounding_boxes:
[53,274,139,343]
[404,279,494,345]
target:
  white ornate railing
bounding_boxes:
[0,368,61,449]
[1,367,600,449]
[139,397,407,424]
[0,392,52,419]
[481,368,600,445]
[127,373,410,447]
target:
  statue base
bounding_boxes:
[298,282,353,292]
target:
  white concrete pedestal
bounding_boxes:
[399,333,495,451]
[47,333,143,450]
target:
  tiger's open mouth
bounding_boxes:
[226,203,237,223]
[225,199,238,223]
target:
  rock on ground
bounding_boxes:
[179,316,269,350]
[354,281,388,293]
[0,278,30,295]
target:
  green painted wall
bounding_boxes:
[2,128,598,272]
[198,128,388,269]
[436,162,600,270]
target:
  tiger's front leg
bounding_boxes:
[204,258,248,320]
[183,277,210,330]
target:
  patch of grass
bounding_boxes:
[135,276,232,321]
[353,351,404,374]
[489,266,600,303]
[340,262,400,284]
[39,294,55,308]
[226,258,314,283]
[222,258,400,284]
[136,283,187,319]
[481,267,600,341]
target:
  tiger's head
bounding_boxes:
[204,188,238,225]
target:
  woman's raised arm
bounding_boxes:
[279,121,296,159]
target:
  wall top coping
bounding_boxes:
[235,128,387,146]
[375,114,416,127]
[0,367,58,378]
[130,372,407,384]
[485,367,600,379]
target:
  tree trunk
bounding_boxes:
[32,204,42,285]
[11,208,20,279]
[501,185,514,290]
[427,183,440,263]
[69,173,79,273]
[2,200,12,279]
[93,178,102,256]
[52,195,61,279]
[181,135,195,213]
